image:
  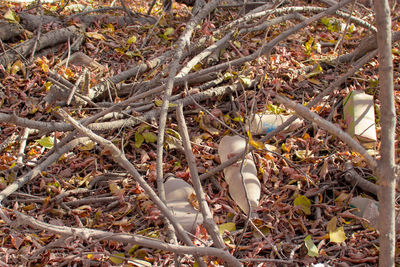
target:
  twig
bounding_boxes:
[343,161,378,196]
[65,196,120,207]
[13,211,241,266]
[56,109,208,267]
[16,127,30,166]
[275,94,377,170]
[0,132,18,153]
[30,1,43,61]
[67,69,86,105]
[176,103,226,249]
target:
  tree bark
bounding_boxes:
[374,0,397,266]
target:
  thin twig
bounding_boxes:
[176,103,226,248]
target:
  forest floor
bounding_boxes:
[0,0,400,266]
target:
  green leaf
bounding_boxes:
[329,226,346,243]
[267,104,283,114]
[294,194,311,215]
[219,222,236,235]
[135,132,144,148]
[304,235,319,257]
[109,253,125,264]
[36,136,54,149]
[142,132,157,143]
[164,27,174,36]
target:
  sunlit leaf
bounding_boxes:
[78,140,96,151]
[142,132,157,143]
[329,226,346,243]
[4,9,19,22]
[86,32,106,40]
[294,194,311,215]
[232,116,243,122]
[44,81,52,91]
[36,136,54,149]
[164,27,174,36]
[127,35,137,44]
[64,68,74,79]
[238,75,252,87]
[10,60,25,75]
[188,193,199,210]
[233,40,241,48]
[247,131,264,150]
[267,104,283,114]
[304,235,319,257]
[109,253,125,264]
[295,150,307,160]
[125,51,142,57]
[135,132,144,148]
[104,23,115,33]
[219,222,236,235]
[308,78,322,85]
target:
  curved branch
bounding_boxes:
[13,211,241,266]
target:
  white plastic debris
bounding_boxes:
[343,90,377,148]
[164,177,203,233]
[218,135,261,215]
[350,196,400,230]
[248,113,303,135]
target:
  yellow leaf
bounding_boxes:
[78,140,96,151]
[247,131,264,150]
[308,78,322,85]
[4,9,19,23]
[127,35,137,44]
[329,226,346,243]
[233,40,241,48]
[104,23,115,33]
[188,193,199,210]
[199,112,219,136]
[44,81,52,91]
[10,60,25,75]
[86,32,106,40]
[219,222,236,235]
[164,27,174,36]
[304,235,319,257]
[109,253,125,264]
[326,216,337,232]
[294,194,311,215]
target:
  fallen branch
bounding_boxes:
[13,211,241,266]
[0,25,80,68]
